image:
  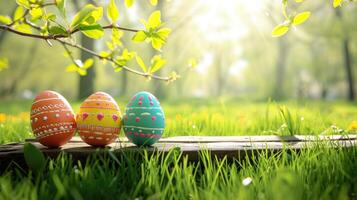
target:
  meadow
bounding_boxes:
[0,99,356,199]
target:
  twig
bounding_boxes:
[0,24,66,39]
[9,9,30,26]
[104,24,139,33]
[61,43,80,67]
[24,19,42,31]
[0,24,140,39]
[56,38,171,81]
[0,2,170,81]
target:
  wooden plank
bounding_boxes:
[23,134,357,143]
[1,135,356,170]
[159,134,357,143]
[2,140,356,154]
[1,135,356,156]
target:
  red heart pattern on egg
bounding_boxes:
[82,112,89,120]
[77,92,122,147]
[112,114,118,122]
[97,113,104,121]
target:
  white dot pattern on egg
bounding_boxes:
[123,91,165,146]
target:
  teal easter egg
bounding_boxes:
[123,91,165,146]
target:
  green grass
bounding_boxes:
[0,99,356,144]
[1,146,356,199]
[0,99,356,199]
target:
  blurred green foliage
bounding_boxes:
[0,0,356,100]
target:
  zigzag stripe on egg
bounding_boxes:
[30,90,76,148]
[123,91,165,146]
[76,91,122,147]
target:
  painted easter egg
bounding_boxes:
[30,91,76,148]
[123,91,165,146]
[77,92,122,146]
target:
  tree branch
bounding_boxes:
[0,23,139,39]
[56,38,170,81]
[0,24,66,39]
[104,24,139,33]
[0,0,172,82]
[0,24,171,81]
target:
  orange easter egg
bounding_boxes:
[77,92,122,146]
[30,91,76,148]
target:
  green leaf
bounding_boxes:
[84,16,95,24]
[30,7,43,21]
[147,10,161,29]
[70,4,98,30]
[67,60,88,76]
[90,7,103,22]
[157,28,171,39]
[0,57,9,71]
[125,0,134,8]
[151,37,164,50]
[132,31,147,42]
[333,0,343,7]
[112,29,123,46]
[0,15,12,25]
[23,143,46,173]
[55,0,66,16]
[115,57,126,66]
[114,49,135,66]
[52,174,66,197]
[122,48,135,60]
[150,0,158,6]
[13,6,24,21]
[150,55,166,73]
[83,58,94,69]
[136,55,147,72]
[49,25,67,35]
[79,24,104,39]
[107,0,119,22]
[292,11,311,25]
[188,58,197,69]
[77,68,87,76]
[106,41,115,51]
[16,0,30,9]
[169,71,179,81]
[44,13,56,21]
[114,67,123,72]
[271,24,290,37]
[14,23,32,34]
[66,64,77,72]
[282,0,288,19]
[99,51,111,58]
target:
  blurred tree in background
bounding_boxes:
[0,0,356,101]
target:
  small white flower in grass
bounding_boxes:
[242,177,252,186]
[281,123,287,128]
[73,166,79,174]
[192,124,197,129]
[300,117,304,121]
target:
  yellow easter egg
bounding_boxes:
[77,92,122,146]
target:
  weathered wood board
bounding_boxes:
[0,135,356,169]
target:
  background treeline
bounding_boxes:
[0,0,356,101]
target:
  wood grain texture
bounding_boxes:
[1,135,356,169]
[24,134,357,143]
